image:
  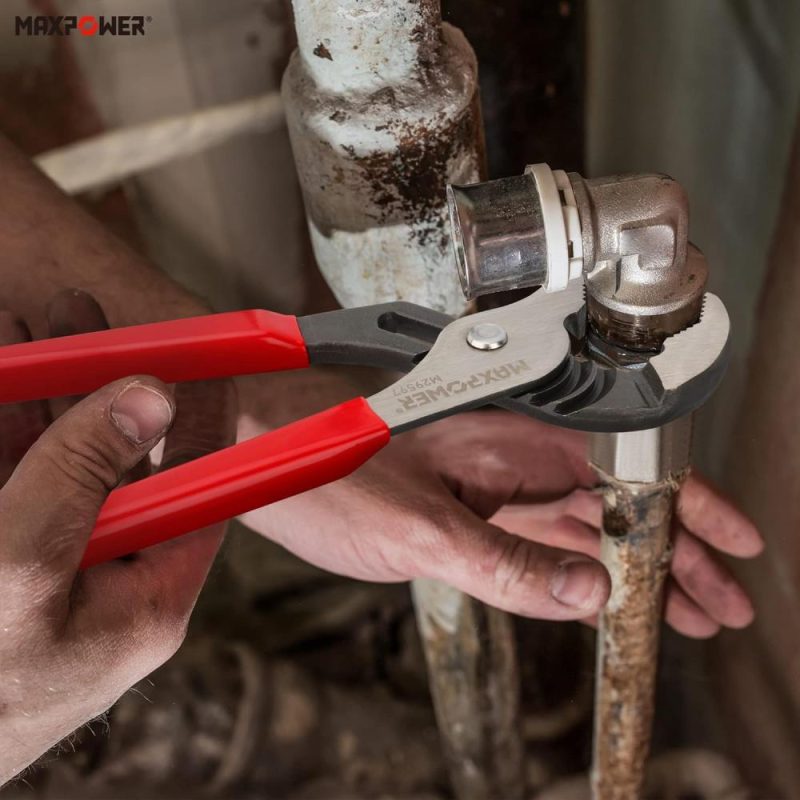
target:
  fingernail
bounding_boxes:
[551,559,608,610]
[111,384,174,444]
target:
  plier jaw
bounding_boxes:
[301,279,730,435]
[0,278,728,567]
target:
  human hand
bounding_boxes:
[239,408,761,638]
[0,292,236,785]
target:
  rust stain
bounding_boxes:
[348,94,482,249]
[592,479,680,800]
[409,0,444,71]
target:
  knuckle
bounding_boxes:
[490,533,536,603]
[403,499,463,567]
[45,429,125,495]
[672,538,708,587]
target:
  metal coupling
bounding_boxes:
[571,172,707,351]
[447,166,708,351]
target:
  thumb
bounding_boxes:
[0,377,174,581]
[413,502,611,620]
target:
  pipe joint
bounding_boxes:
[447,166,708,349]
[571,172,706,350]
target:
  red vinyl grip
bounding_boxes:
[0,310,308,403]
[82,397,390,568]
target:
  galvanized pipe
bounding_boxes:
[283,3,524,797]
[589,418,693,800]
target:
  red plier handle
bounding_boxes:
[92,397,389,568]
[0,310,310,402]
[0,293,561,569]
[0,310,410,567]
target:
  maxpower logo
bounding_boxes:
[393,360,532,414]
[15,15,151,36]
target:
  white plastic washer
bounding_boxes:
[553,169,584,281]
[526,164,583,292]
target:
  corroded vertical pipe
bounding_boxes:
[589,419,692,800]
[413,580,524,800]
[291,0,443,94]
[282,4,524,798]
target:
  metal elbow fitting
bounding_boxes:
[572,172,706,350]
[447,165,707,351]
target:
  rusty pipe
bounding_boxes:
[589,419,693,799]
[446,165,707,798]
[291,0,443,93]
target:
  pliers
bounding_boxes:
[0,280,729,568]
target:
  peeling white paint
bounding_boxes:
[412,578,466,636]
[292,0,441,94]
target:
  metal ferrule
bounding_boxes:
[447,173,548,299]
[447,163,584,299]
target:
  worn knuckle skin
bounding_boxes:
[490,534,537,608]
[45,426,127,496]
[401,497,465,573]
